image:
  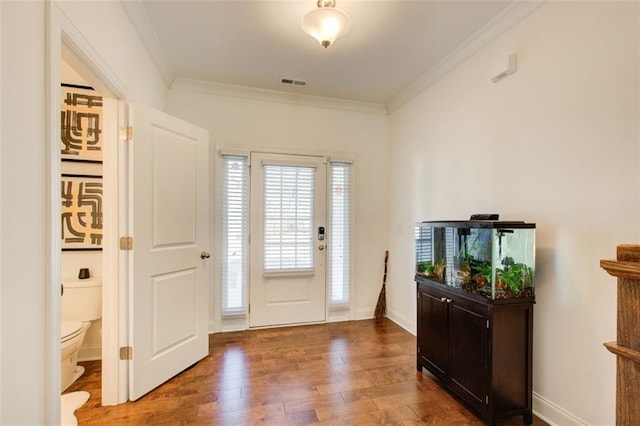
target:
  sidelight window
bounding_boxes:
[221,155,248,317]
[328,162,351,309]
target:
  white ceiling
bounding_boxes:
[124,0,540,109]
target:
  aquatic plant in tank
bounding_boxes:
[461,258,493,296]
[416,261,445,283]
[416,261,434,277]
[495,256,534,298]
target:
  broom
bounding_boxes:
[374,250,389,323]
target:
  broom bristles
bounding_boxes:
[374,250,389,323]
[374,286,386,323]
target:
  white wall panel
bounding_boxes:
[387,2,639,425]
[1,1,47,423]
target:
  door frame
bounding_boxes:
[45,3,131,417]
[214,145,356,333]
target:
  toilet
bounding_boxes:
[61,278,101,392]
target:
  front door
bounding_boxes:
[128,103,210,400]
[249,153,327,327]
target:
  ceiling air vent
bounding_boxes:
[280,77,307,87]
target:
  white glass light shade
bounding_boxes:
[302,7,351,48]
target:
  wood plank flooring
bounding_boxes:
[67,319,547,425]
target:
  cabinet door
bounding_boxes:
[417,284,449,377]
[448,297,488,415]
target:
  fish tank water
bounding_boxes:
[415,220,536,300]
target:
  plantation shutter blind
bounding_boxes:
[329,162,351,308]
[263,164,315,273]
[221,155,248,317]
[415,225,433,263]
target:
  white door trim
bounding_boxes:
[45,3,62,422]
[46,3,132,417]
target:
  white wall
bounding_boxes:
[1,2,47,423]
[386,2,639,425]
[0,1,168,423]
[167,85,389,331]
[55,1,167,109]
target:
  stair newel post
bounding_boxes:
[600,244,640,425]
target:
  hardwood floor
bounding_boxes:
[67,319,548,425]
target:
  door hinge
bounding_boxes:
[248,303,251,314]
[119,126,133,141]
[120,236,133,251]
[120,346,133,360]
[417,346,420,354]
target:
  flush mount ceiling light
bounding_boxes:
[301,0,351,48]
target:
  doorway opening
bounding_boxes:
[58,43,123,407]
[59,60,105,393]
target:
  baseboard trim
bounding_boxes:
[533,392,588,426]
[385,308,415,335]
[354,308,375,321]
[78,344,101,362]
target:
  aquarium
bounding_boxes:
[415,220,535,300]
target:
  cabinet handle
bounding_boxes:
[440,297,447,302]
[446,298,452,303]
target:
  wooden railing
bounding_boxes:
[600,244,640,425]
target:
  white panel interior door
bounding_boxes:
[249,153,326,327]
[128,103,210,400]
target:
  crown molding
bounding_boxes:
[385,0,546,114]
[171,78,388,115]
[120,0,175,87]
[120,0,543,116]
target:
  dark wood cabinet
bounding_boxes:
[417,277,534,425]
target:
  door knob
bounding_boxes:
[200,251,211,259]
[318,245,325,251]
